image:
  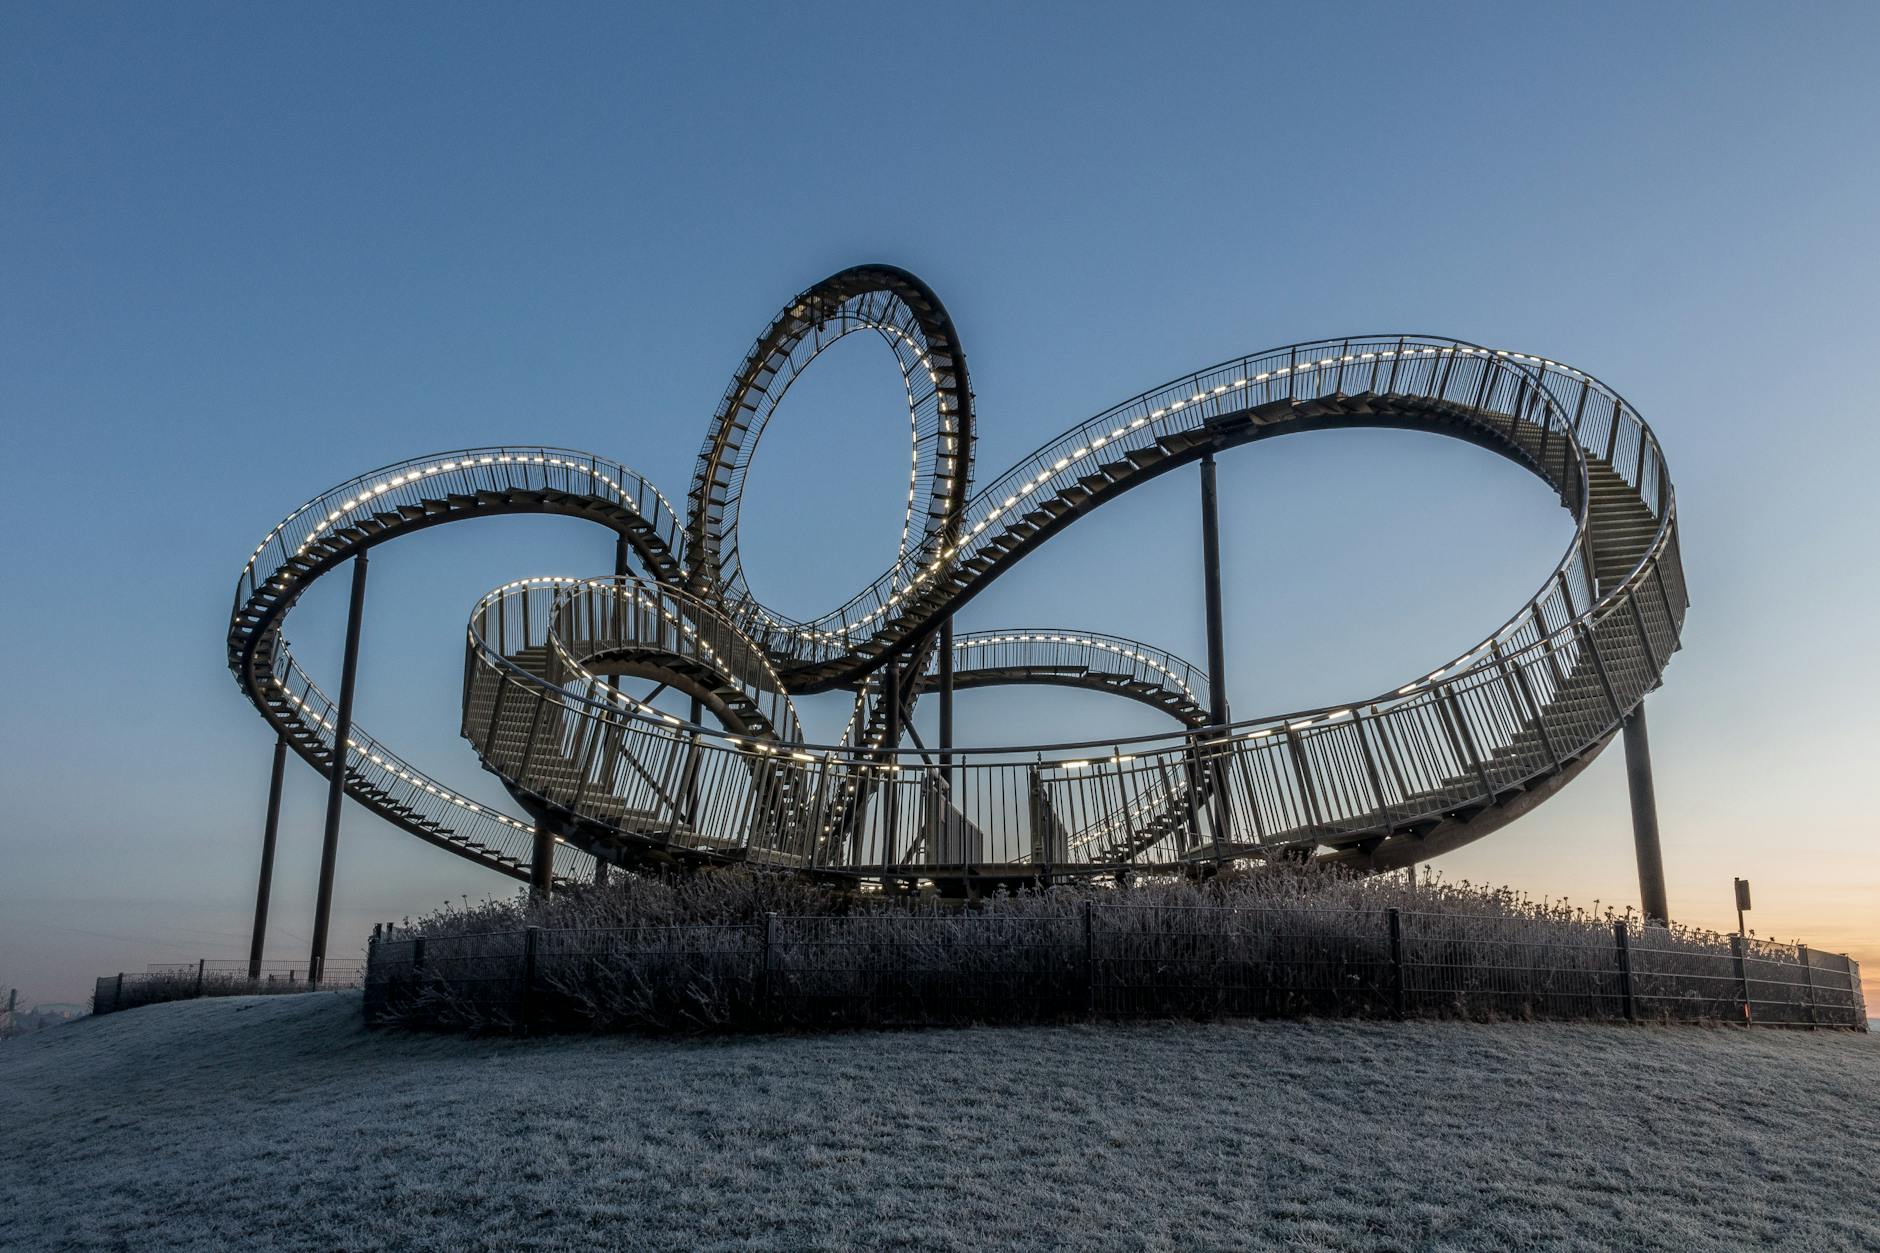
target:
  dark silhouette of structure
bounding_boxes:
[227,266,1685,980]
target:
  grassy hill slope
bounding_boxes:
[4,996,1876,1251]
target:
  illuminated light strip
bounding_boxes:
[738,339,1633,660]
[244,451,683,575]
[242,337,1662,876]
[271,678,537,837]
[726,305,963,639]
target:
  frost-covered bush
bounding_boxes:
[367,864,1838,1034]
[99,968,353,1015]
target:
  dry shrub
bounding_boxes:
[366,864,1849,1034]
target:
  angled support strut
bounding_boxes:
[309,551,369,985]
[1623,700,1669,925]
[247,734,288,980]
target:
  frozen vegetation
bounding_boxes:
[3,993,1876,1250]
[370,866,1861,1033]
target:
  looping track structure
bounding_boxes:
[229,264,1685,905]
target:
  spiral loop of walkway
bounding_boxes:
[230,267,1684,891]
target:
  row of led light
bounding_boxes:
[500,576,802,737]
[947,342,1639,654]
[932,343,1627,706]
[572,579,1601,799]
[1057,700,1377,851]
[764,400,1165,647]
[241,458,690,868]
[770,341,1637,651]
[250,452,678,582]
[737,311,934,579]
[881,321,945,580]
[253,452,631,570]
[271,354,1623,817]
[739,314,957,643]
[826,630,1200,752]
[302,425,1617,866]
[253,370,1541,850]
[481,577,686,731]
[1061,754,1186,853]
[956,633,1198,701]
[1069,776,1174,850]
[241,345,1631,630]
[272,678,536,844]
[799,350,1375,641]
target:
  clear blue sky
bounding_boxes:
[4,3,1876,1006]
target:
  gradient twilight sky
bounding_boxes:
[3,4,1876,1008]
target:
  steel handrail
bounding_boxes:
[230,269,1684,884]
[721,337,1665,661]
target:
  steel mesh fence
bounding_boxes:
[92,960,365,1015]
[362,907,1869,1035]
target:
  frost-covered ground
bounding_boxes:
[3,997,1876,1251]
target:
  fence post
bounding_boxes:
[1388,908,1405,1021]
[1082,899,1096,1018]
[761,912,777,1027]
[520,926,540,1033]
[1613,921,1636,1023]
[195,958,206,998]
[1796,944,1815,1028]
[1730,935,1751,1026]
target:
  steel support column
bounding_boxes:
[530,825,555,898]
[308,551,369,985]
[247,735,288,980]
[938,616,954,778]
[1199,452,1233,857]
[611,533,631,656]
[686,694,703,823]
[1200,454,1229,731]
[883,659,902,883]
[1622,701,1669,925]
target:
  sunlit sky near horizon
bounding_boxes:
[3,3,1876,1008]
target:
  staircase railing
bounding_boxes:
[231,446,684,620]
[462,520,1680,875]
[229,312,1683,885]
[712,338,1672,682]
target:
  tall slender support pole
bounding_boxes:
[612,534,631,649]
[1622,701,1669,925]
[883,660,903,750]
[590,533,633,892]
[309,551,369,986]
[883,659,902,885]
[247,735,288,980]
[1200,453,1229,733]
[938,616,954,777]
[530,825,555,898]
[1199,452,1233,858]
[686,694,703,823]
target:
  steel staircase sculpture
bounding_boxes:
[230,265,1684,893]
